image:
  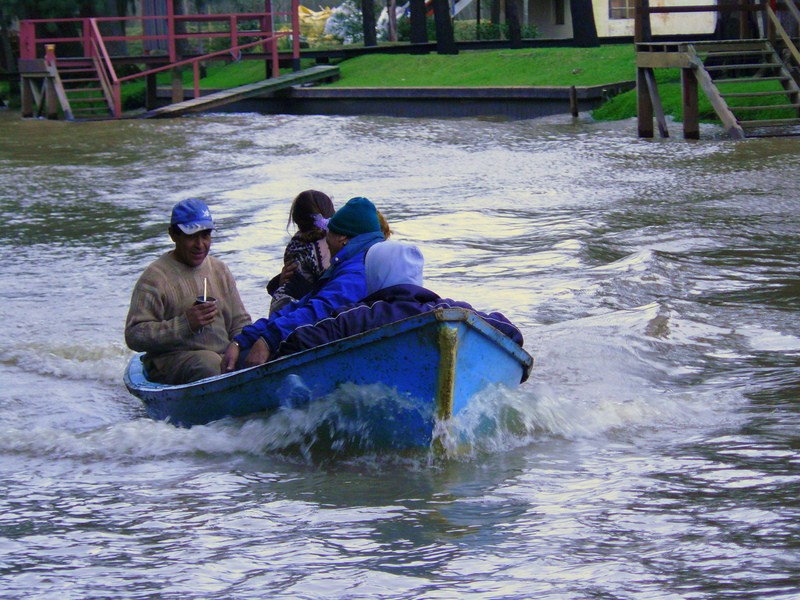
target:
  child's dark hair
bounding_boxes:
[288,190,335,233]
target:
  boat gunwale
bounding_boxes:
[124,307,533,400]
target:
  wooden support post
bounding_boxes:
[21,78,34,118]
[171,67,184,103]
[637,67,654,138]
[681,67,699,140]
[44,77,59,119]
[739,0,751,39]
[634,0,652,43]
[643,68,668,138]
[263,0,274,77]
[569,86,579,117]
[146,73,158,110]
[192,62,201,99]
[40,44,59,119]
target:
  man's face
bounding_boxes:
[170,228,212,268]
[326,230,348,257]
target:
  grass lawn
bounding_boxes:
[109,44,797,123]
[324,45,637,87]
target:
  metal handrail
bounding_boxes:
[19,8,299,62]
[88,20,120,116]
[20,5,299,118]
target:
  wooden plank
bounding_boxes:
[636,52,693,69]
[730,103,799,111]
[142,65,340,119]
[637,67,654,138]
[643,68,669,138]
[739,117,800,127]
[686,53,746,139]
[18,58,50,76]
[682,68,699,140]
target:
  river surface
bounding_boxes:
[0,108,798,599]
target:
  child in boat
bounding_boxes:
[267,190,336,314]
[273,240,525,361]
[268,194,393,314]
[224,196,386,371]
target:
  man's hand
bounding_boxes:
[222,342,240,373]
[187,301,218,332]
[244,337,270,367]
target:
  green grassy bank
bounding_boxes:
[6,44,791,123]
[156,45,646,120]
[157,45,727,123]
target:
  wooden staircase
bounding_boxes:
[688,40,800,137]
[54,57,114,120]
[19,52,114,121]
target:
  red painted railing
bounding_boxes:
[19,3,301,118]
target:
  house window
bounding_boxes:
[609,0,636,19]
[554,0,565,25]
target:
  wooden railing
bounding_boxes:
[633,0,800,42]
[19,4,301,117]
[766,1,800,68]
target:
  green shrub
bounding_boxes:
[455,20,538,41]
[397,17,537,42]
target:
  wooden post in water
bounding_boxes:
[44,44,58,119]
[146,73,158,110]
[682,67,699,140]
[20,77,33,118]
[634,0,653,137]
[171,68,184,104]
[637,65,654,138]
[569,86,579,117]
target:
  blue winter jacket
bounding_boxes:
[275,284,525,362]
[235,230,385,352]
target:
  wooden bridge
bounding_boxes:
[635,0,800,139]
[17,2,308,121]
[140,65,340,119]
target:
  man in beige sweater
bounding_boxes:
[125,199,251,384]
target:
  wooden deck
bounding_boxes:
[139,65,340,119]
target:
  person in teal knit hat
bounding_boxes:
[223,196,386,370]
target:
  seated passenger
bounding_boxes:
[274,240,525,358]
[267,190,336,315]
[223,196,386,371]
[125,199,252,384]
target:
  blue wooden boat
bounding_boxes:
[124,308,533,447]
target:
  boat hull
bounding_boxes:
[124,308,533,445]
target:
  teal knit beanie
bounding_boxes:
[327,196,381,237]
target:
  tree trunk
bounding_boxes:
[387,0,398,42]
[490,0,501,25]
[0,9,17,75]
[432,0,457,54]
[569,0,599,47]
[409,0,429,48]
[362,0,377,47]
[506,0,522,47]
